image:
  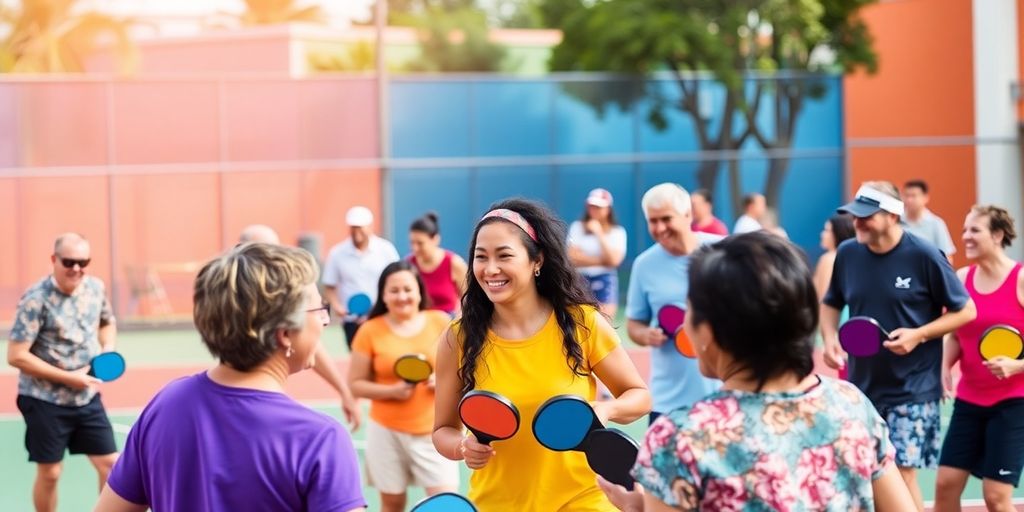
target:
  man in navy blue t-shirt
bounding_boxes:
[821,181,976,511]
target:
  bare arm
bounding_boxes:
[347,351,413,401]
[590,316,651,425]
[450,254,469,298]
[568,245,605,267]
[324,285,345,318]
[885,299,977,355]
[627,319,666,347]
[98,322,116,352]
[819,304,845,370]
[312,346,361,431]
[7,341,98,389]
[872,462,918,512]
[93,485,148,512]
[432,328,467,461]
[812,252,836,302]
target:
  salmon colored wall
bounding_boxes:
[0,76,380,326]
[845,0,976,267]
[845,0,975,138]
[848,146,976,264]
[0,176,113,317]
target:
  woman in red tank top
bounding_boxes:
[935,205,1024,510]
[408,212,467,316]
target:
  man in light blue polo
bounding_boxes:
[626,183,722,423]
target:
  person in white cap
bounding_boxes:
[820,180,976,511]
[567,188,627,317]
[322,207,400,350]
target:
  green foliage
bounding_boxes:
[405,7,508,72]
[546,0,878,214]
[307,42,376,72]
[0,0,138,73]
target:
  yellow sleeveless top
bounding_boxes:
[456,306,620,512]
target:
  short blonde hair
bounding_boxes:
[193,243,318,371]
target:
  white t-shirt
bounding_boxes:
[733,214,762,234]
[567,221,627,276]
[902,209,956,255]
[321,236,400,310]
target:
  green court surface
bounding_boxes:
[1,321,1022,510]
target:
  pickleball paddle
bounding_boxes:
[347,293,372,316]
[394,354,432,384]
[838,316,890,357]
[585,428,639,490]
[411,492,477,512]
[458,390,520,445]
[532,394,603,452]
[979,324,1024,361]
[657,304,685,337]
[88,352,126,382]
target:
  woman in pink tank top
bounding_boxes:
[936,205,1024,510]
[408,212,467,316]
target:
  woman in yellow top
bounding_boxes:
[348,261,459,512]
[433,198,652,511]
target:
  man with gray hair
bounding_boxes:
[237,225,362,431]
[7,233,119,511]
[625,183,722,424]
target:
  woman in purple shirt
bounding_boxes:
[94,243,366,512]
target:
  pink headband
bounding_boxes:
[480,209,538,242]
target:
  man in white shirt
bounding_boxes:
[322,206,400,349]
[732,193,766,234]
[901,179,956,263]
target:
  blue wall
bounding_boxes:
[387,75,843,264]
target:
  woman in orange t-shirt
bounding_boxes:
[348,261,458,512]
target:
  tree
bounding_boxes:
[548,0,877,216]
[404,7,507,72]
[0,0,137,73]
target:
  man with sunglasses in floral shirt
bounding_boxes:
[7,232,118,512]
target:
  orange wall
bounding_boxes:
[845,0,975,138]
[0,169,382,325]
[845,0,976,265]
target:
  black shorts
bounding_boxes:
[938,398,1024,486]
[16,394,117,463]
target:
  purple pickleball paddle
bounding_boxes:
[657,305,686,336]
[838,316,890,357]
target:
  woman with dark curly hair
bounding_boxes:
[432,198,651,511]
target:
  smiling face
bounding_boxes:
[382,269,422,319]
[51,238,90,295]
[962,210,1000,261]
[646,202,691,252]
[853,211,898,246]
[472,222,541,305]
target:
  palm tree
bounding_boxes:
[239,0,326,25]
[0,0,137,73]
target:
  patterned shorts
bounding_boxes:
[584,272,618,304]
[876,400,942,469]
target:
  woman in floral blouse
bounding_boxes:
[598,232,915,511]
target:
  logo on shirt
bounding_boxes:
[894,277,911,289]
[999,469,1013,476]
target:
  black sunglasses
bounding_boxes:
[58,257,91,269]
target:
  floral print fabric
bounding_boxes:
[632,377,894,511]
